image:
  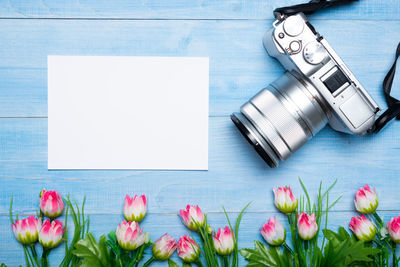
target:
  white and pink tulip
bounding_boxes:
[273,186,297,214]
[40,189,64,219]
[354,184,378,214]
[152,233,177,260]
[179,205,205,231]
[39,219,64,248]
[387,216,400,243]
[11,216,41,245]
[349,215,376,242]
[212,226,235,256]
[260,216,286,246]
[177,235,200,263]
[297,212,318,240]
[116,220,146,250]
[123,195,147,222]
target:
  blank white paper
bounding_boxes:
[48,56,209,170]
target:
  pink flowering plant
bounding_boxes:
[177,203,250,267]
[9,189,88,267]
[7,181,400,267]
[240,179,380,266]
[348,185,400,267]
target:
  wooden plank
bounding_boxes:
[0,117,399,215]
[0,0,398,20]
[0,19,399,117]
[1,210,399,266]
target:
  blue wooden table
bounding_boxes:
[1,0,400,266]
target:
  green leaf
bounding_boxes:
[240,241,293,266]
[72,233,112,267]
[167,259,180,267]
[322,228,379,266]
[182,263,192,267]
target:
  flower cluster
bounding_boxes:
[116,194,149,252]
[349,184,400,266]
[10,189,65,266]
[259,186,318,246]
[12,181,400,267]
[178,204,237,265]
[12,189,65,249]
[349,185,379,242]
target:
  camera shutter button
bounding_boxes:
[289,41,301,54]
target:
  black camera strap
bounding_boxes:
[273,0,358,20]
[274,0,400,133]
[372,42,400,133]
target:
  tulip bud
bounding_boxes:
[116,221,146,251]
[152,234,177,260]
[260,216,286,246]
[354,185,378,214]
[179,205,205,231]
[39,219,64,248]
[350,215,376,242]
[177,235,200,263]
[388,216,400,243]
[123,195,147,222]
[11,216,42,245]
[273,186,297,214]
[297,212,318,240]
[213,226,235,256]
[206,224,213,235]
[39,189,64,219]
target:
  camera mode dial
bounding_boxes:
[303,41,327,65]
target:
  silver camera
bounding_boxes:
[231,13,380,168]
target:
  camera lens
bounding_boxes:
[231,71,330,167]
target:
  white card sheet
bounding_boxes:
[48,56,209,170]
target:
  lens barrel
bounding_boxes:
[231,71,329,167]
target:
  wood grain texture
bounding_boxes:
[0,117,399,216]
[0,19,399,117]
[0,0,399,20]
[1,0,400,265]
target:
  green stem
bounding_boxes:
[23,246,33,267]
[393,242,396,267]
[223,256,228,267]
[196,259,204,267]
[29,245,40,267]
[41,248,50,267]
[373,212,383,227]
[134,245,145,267]
[283,242,295,256]
[142,256,155,267]
[9,195,14,225]
[117,256,124,267]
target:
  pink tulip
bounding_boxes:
[11,216,41,245]
[260,216,286,246]
[388,216,400,243]
[177,235,200,263]
[273,186,297,214]
[40,189,64,219]
[212,226,235,256]
[116,220,146,250]
[39,219,64,248]
[349,215,376,241]
[179,205,205,231]
[297,212,318,240]
[123,195,147,222]
[152,234,177,260]
[354,185,378,214]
